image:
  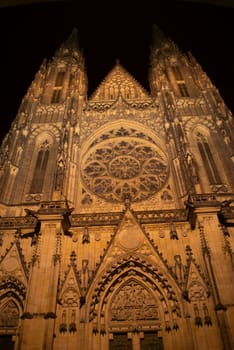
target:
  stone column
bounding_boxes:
[18,201,71,350]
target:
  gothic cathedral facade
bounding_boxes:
[0,27,234,350]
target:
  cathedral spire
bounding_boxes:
[64,27,80,50]
[54,27,82,63]
[151,23,167,48]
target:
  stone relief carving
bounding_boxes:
[173,255,185,286]
[60,284,80,307]
[81,111,164,144]
[81,193,93,205]
[110,281,159,322]
[189,280,207,301]
[0,300,19,327]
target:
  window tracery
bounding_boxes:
[30,140,50,193]
[196,132,222,185]
[51,71,65,104]
[81,128,168,203]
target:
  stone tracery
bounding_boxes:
[0,300,19,327]
[81,128,168,202]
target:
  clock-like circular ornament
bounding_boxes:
[81,132,168,203]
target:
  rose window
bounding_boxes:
[81,136,168,203]
[109,156,140,179]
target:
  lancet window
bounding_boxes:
[172,65,189,97]
[196,132,222,185]
[178,82,189,97]
[51,71,65,103]
[172,65,183,81]
[30,140,50,193]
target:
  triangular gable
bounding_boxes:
[87,209,183,324]
[89,62,151,103]
[58,264,81,307]
[92,208,169,273]
[0,242,28,287]
[185,260,210,301]
[105,209,154,258]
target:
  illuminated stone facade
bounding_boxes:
[0,27,234,349]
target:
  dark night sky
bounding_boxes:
[0,0,234,143]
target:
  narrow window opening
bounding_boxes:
[51,89,61,104]
[55,71,65,87]
[172,66,189,97]
[172,65,183,81]
[178,82,189,97]
[51,71,65,103]
[110,333,132,350]
[69,73,74,87]
[30,142,50,193]
[197,133,222,185]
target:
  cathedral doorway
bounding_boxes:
[109,332,163,350]
[0,335,15,350]
[140,332,163,350]
[110,332,132,350]
[0,299,20,350]
[107,280,164,350]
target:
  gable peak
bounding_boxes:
[89,61,150,104]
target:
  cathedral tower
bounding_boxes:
[0,26,234,350]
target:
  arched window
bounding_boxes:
[30,140,50,193]
[0,299,20,350]
[196,132,222,184]
[51,71,65,103]
[172,65,189,97]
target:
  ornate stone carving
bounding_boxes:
[0,216,38,229]
[81,193,93,205]
[0,300,19,327]
[60,280,80,308]
[173,255,185,286]
[184,246,211,302]
[89,255,181,322]
[110,281,159,322]
[81,134,168,203]
[71,212,124,226]
[82,227,90,244]
[59,259,80,307]
[161,190,172,200]
[109,333,131,350]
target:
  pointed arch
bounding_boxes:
[87,255,182,334]
[188,125,226,191]
[30,140,50,193]
[196,132,222,185]
[107,277,161,323]
[0,292,22,350]
[27,130,58,197]
[0,299,20,328]
[0,278,25,335]
[0,276,26,309]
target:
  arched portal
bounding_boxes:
[109,279,160,328]
[108,279,164,350]
[88,256,182,350]
[0,276,25,350]
[0,297,21,350]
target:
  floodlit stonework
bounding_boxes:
[0,26,234,349]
